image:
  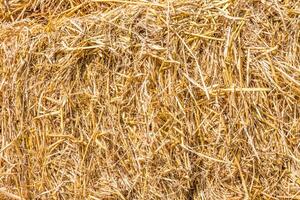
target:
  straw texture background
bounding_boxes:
[0,0,300,199]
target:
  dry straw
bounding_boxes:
[0,0,300,199]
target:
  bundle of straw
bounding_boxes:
[0,0,299,199]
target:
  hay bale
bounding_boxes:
[0,0,300,199]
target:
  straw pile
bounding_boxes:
[0,0,299,199]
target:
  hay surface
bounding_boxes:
[0,0,300,199]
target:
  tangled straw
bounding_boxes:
[0,0,300,199]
